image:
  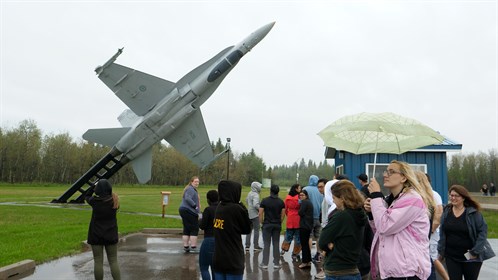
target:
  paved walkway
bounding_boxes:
[20,232,498,280]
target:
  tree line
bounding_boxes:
[0,120,334,187]
[5,120,493,190]
[447,150,498,192]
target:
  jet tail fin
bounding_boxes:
[130,147,152,183]
[82,127,131,147]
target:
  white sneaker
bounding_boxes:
[315,270,325,279]
[259,263,268,269]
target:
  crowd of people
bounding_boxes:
[84,161,496,280]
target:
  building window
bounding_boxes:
[336,165,344,176]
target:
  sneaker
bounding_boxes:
[254,246,263,251]
[259,263,268,269]
[315,270,325,279]
[183,246,190,253]
[273,264,281,270]
[189,247,199,253]
[245,247,250,252]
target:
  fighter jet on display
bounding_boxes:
[52,22,274,203]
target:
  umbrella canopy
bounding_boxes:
[318,112,444,155]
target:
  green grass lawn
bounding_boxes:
[0,183,272,267]
[1,183,497,267]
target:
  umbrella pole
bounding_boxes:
[372,152,377,181]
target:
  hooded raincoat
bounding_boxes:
[213,180,252,275]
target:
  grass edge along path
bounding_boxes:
[0,204,182,267]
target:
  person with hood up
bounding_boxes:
[318,180,368,280]
[303,175,324,263]
[245,181,263,252]
[213,180,252,280]
[85,179,121,280]
[199,190,219,280]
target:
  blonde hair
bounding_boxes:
[414,171,436,214]
[183,176,200,197]
[111,192,120,209]
[391,160,433,217]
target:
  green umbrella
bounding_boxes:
[317,112,445,177]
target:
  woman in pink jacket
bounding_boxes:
[365,160,433,280]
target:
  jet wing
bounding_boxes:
[98,63,177,116]
[164,109,214,168]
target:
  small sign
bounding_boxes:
[161,191,171,205]
[161,191,172,218]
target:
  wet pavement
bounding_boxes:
[20,233,498,280]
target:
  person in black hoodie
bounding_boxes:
[213,180,252,280]
[85,179,121,280]
[199,190,218,280]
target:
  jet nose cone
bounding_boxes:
[240,21,275,52]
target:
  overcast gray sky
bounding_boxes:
[1,1,497,167]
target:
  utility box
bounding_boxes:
[161,191,171,218]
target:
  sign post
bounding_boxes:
[161,191,171,218]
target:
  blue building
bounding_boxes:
[325,137,462,203]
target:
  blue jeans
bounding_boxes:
[326,274,361,280]
[284,228,300,244]
[214,272,243,280]
[199,237,215,280]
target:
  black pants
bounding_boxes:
[445,258,482,280]
[299,228,312,263]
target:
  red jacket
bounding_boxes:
[285,194,300,229]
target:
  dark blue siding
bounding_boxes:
[334,150,450,203]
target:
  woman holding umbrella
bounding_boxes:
[364,160,433,280]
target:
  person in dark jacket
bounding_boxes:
[85,179,121,280]
[213,180,252,280]
[318,180,367,280]
[199,190,219,280]
[298,189,314,269]
[438,185,495,280]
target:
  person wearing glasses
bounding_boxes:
[364,160,433,280]
[298,189,314,269]
[438,185,495,280]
